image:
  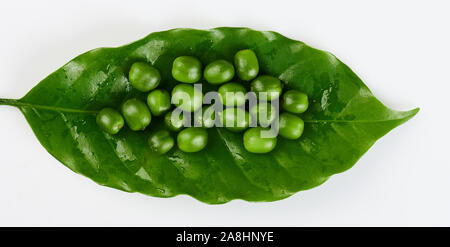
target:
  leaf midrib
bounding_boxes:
[1,98,417,123]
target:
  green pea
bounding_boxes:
[96,108,124,134]
[164,110,186,132]
[171,84,203,112]
[249,102,277,126]
[278,112,304,140]
[147,89,171,116]
[128,62,161,92]
[177,127,208,153]
[220,108,250,132]
[282,89,309,114]
[121,98,151,131]
[172,56,202,83]
[148,130,174,154]
[243,127,277,153]
[250,75,283,100]
[194,106,216,128]
[204,60,235,84]
[218,82,247,107]
[234,49,259,81]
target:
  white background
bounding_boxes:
[0,0,448,226]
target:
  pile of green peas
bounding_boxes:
[96,49,309,154]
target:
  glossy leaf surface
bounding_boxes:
[0,28,418,203]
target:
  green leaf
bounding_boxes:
[0,28,418,204]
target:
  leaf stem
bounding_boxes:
[0,98,19,106]
[0,98,98,115]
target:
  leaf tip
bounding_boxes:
[406,107,420,119]
[393,107,419,127]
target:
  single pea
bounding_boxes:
[177,127,208,153]
[218,82,247,107]
[172,56,202,83]
[278,112,304,140]
[243,127,277,154]
[234,49,259,81]
[148,130,174,154]
[204,60,235,84]
[96,108,124,134]
[249,102,277,126]
[147,89,171,116]
[164,110,187,132]
[128,62,161,92]
[171,84,203,112]
[194,106,216,128]
[219,108,250,132]
[250,75,283,100]
[282,89,309,114]
[121,98,151,131]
